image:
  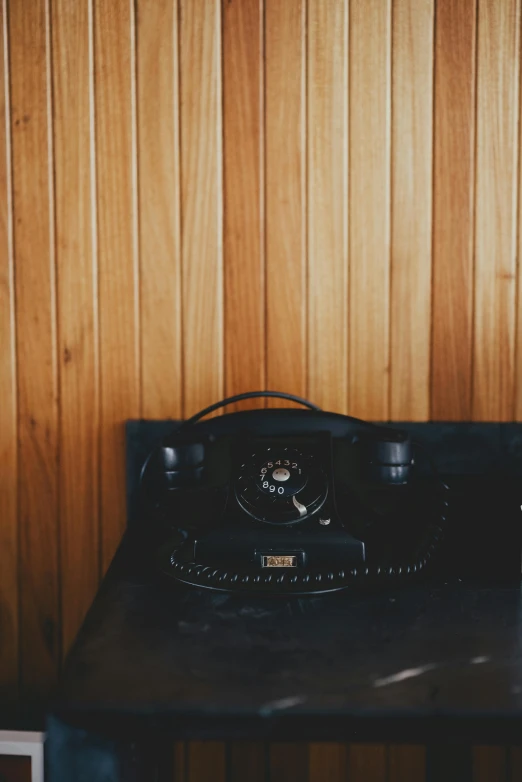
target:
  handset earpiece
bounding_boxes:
[364,432,413,484]
[160,438,206,488]
[140,434,229,532]
[141,435,206,495]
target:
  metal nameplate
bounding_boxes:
[261,555,297,568]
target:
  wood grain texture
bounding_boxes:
[309,743,347,782]
[0,0,17,704]
[431,0,477,421]
[388,744,426,782]
[138,0,182,420]
[180,0,223,419]
[223,0,264,410]
[390,0,434,420]
[348,743,387,782]
[187,742,226,782]
[52,0,99,656]
[9,0,59,696]
[307,0,348,413]
[472,746,507,782]
[349,0,392,420]
[228,742,266,782]
[95,0,140,573]
[269,743,309,782]
[473,0,520,421]
[265,0,306,406]
[515,31,522,423]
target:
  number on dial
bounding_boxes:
[262,481,285,495]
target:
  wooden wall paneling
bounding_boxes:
[187,742,225,782]
[265,0,306,406]
[348,743,387,782]
[9,0,59,697]
[223,0,264,410]
[473,0,520,421]
[228,742,266,782]
[388,745,426,782]
[390,0,434,421]
[173,742,186,781]
[95,0,140,573]
[307,0,348,413]
[472,746,508,782]
[52,0,99,656]
[180,0,223,418]
[431,0,477,421]
[269,743,309,782]
[348,0,392,420]
[0,0,17,704]
[138,0,182,420]
[309,742,347,782]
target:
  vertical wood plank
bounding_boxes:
[95,0,140,573]
[138,0,182,420]
[269,743,309,782]
[0,0,17,703]
[180,0,223,418]
[431,0,477,421]
[388,745,426,782]
[229,742,266,782]
[187,742,226,782]
[473,0,520,421]
[265,0,306,406]
[9,0,59,697]
[173,742,186,781]
[390,0,434,421]
[515,19,522,423]
[472,746,508,782]
[52,0,99,655]
[309,743,347,782]
[348,744,387,782]
[308,0,348,413]
[348,0,392,420]
[223,0,264,410]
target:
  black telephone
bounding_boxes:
[140,391,452,595]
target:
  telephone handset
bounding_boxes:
[140,392,448,595]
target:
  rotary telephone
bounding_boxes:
[140,391,449,595]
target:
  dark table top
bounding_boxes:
[50,528,522,744]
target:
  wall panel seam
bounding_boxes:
[2,0,18,699]
[45,0,61,668]
[470,0,479,419]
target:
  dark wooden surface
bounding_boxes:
[50,526,522,745]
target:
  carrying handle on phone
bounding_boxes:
[178,391,321,430]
